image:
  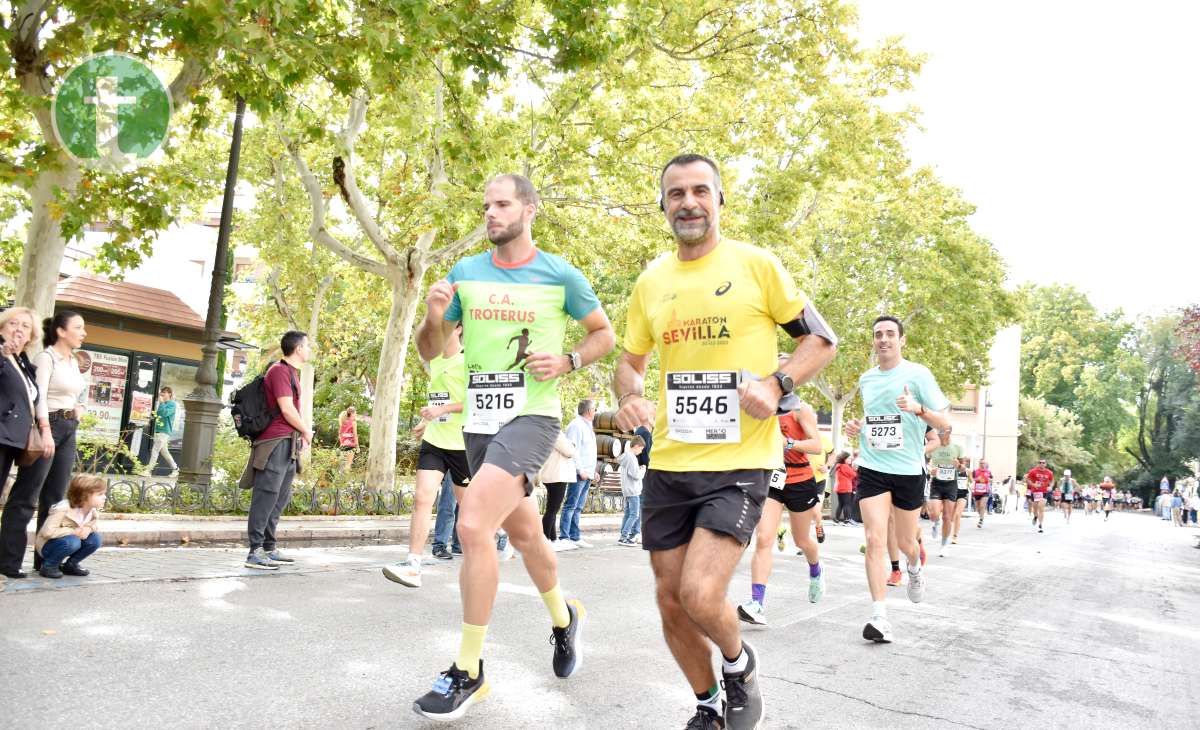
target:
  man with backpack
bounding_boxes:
[236,330,313,570]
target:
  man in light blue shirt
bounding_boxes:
[845,316,950,644]
[559,399,598,548]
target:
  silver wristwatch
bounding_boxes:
[568,351,582,371]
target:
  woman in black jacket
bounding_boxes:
[0,307,42,578]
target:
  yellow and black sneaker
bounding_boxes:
[551,598,586,678]
[412,662,490,722]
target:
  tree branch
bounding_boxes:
[168,57,208,110]
[335,93,403,266]
[308,273,335,335]
[266,267,300,329]
[280,126,389,279]
[425,224,485,268]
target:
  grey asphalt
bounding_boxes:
[1,509,1197,729]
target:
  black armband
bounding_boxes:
[780,304,838,346]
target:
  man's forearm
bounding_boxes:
[613,356,645,400]
[780,335,836,386]
[416,316,446,362]
[571,326,616,369]
[919,407,950,432]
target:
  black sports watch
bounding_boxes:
[770,370,794,395]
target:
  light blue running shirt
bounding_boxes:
[855,359,949,476]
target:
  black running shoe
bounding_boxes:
[412,662,489,721]
[722,641,764,730]
[550,598,585,678]
[432,545,453,560]
[686,704,726,729]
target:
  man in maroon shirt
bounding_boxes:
[1024,458,1054,534]
[244,330,313,569]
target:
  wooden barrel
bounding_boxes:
[596,433,624,459]
[594,411,620,433]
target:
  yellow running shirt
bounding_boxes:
[623,239,807,472]
[422,349,466,452]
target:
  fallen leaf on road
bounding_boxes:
[41,629,57,636]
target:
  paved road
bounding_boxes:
[2,509,1197,729]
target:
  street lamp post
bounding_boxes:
[981,389,993,461]
[180,96,246,487]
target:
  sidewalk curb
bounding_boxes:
[27,515,626,547]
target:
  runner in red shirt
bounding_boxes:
[971,460,992,529]
[1024,458,1054,533]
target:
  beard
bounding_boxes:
[670,207,711,245]
[487,219,525,246]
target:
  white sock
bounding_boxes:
[722,646,748,673]
[407,553,421,568]
[697,690,722,712]
[908,560,921,575]
[872,600,888,619]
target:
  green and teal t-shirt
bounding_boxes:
[423,349,466,452]
[856,359,950,476]
[446,247,600,432]
[928,443,963,482]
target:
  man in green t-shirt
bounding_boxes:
[411,174,615,722]
[926,426,962,556]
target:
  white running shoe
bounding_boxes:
[808,571,826,603]
[556,539,578,551]
[736,600,767,626]
[572,539,593,549]
[863,616,893,643]
[906,568,926,603]
[938,542,949,558]
[931,519,940,537]
[498,543,516,561]
[383,559,422,588]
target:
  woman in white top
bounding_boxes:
[0,307,44,578]
[0,310,88,575]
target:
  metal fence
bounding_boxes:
[100,477,627,516]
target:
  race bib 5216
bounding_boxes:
[464,372,526,435]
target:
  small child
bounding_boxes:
[36,474,106,579]
[617,436,645,546]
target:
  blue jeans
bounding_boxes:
[431,473,460,552]
[620,495,641,540]
[40,532,102,568]
[558,478,591,542]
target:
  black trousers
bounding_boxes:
[542,482,569,541]
[835,493,854,522]
[0,416,77,572]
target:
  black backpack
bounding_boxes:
[230,362,299,441]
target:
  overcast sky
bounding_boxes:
[855,1,1197,319]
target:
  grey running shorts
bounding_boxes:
[463,415,560,497]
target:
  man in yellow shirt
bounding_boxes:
[614,154,836,730]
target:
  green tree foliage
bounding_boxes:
[1017,395,1091,475]
[1018,284,1141,474]
[1122,315,1200,499]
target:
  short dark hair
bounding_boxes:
[281,330,308,356]
[42,310,83,348]
[67,474,107,507]
[872,315,904,337]
[577,399,595,416]
[160,386,173,396]
[487,173,539,206]
[659,153,724,202]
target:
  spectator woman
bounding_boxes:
[833,451,857,524]
[537,430,576,546]
[0,307,45,579]
[337,406,359,471]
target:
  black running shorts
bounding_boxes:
[855,466,925,511]
[769,477,822,513]
[463,415,560,496]
[930,479,957,502]
[417,441,472,487]
[956,488,969,501]
[642,468,770,551]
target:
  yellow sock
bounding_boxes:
[541,583,571,628]
[456,623,488,678]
